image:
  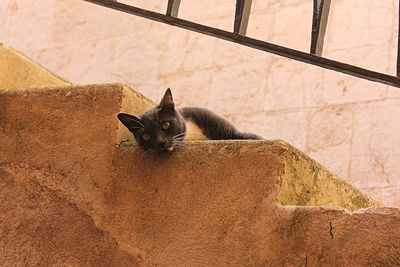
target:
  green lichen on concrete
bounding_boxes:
[276,140,380,211]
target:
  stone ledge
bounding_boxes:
[118,140,380,211]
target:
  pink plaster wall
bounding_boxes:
[1,0,399,207]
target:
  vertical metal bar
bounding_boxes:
[310,0,331,56]
[166,0,181,17]
[311,0,320,52]
[234,0,252,35]
[397,0,400,76]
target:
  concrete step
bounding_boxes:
[0,43,71,90]
[1,83,399,266]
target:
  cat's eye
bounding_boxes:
[161,121,170,130]
[142,133,151,141]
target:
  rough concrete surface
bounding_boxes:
[278,142,380,210]
[1,84,400,266]
[3,0,400,207]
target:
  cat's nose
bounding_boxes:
[158,141,166,148]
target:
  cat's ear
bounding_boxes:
[117,113,143,132]
[158,88,175,112]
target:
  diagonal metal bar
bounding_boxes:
[83,0,400,88]
[166,0,181,17]
[310,0,331,56]
[234,0,252,35]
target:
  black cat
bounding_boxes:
[117,88,262,153]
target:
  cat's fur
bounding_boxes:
[117,88,262,153]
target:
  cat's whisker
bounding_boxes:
[140,148,153,160]
[130,119,145,128]
[144,151,153,159]
[172,140,184,148]
[129,127,144,131]
[139,151,146,160]
[173,134,185,141]
[132,119,144,127]
[173,143,184,150]
[173,132,185,138]
[173,141,184,146]
[155,111,161,123]
[176,132,185,136]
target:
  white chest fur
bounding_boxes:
[184,120,208,140]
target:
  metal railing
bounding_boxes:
[83,0,400,88]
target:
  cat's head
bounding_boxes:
[117,88,186,153]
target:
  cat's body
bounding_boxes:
[117,89,262,153]
[180,107,262,140]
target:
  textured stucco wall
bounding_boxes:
[1,0,400,207]
[1,84,399,266]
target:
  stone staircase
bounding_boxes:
[1,44,399,266]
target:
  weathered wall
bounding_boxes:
[1,0,400,206]
[1,84,399,266]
